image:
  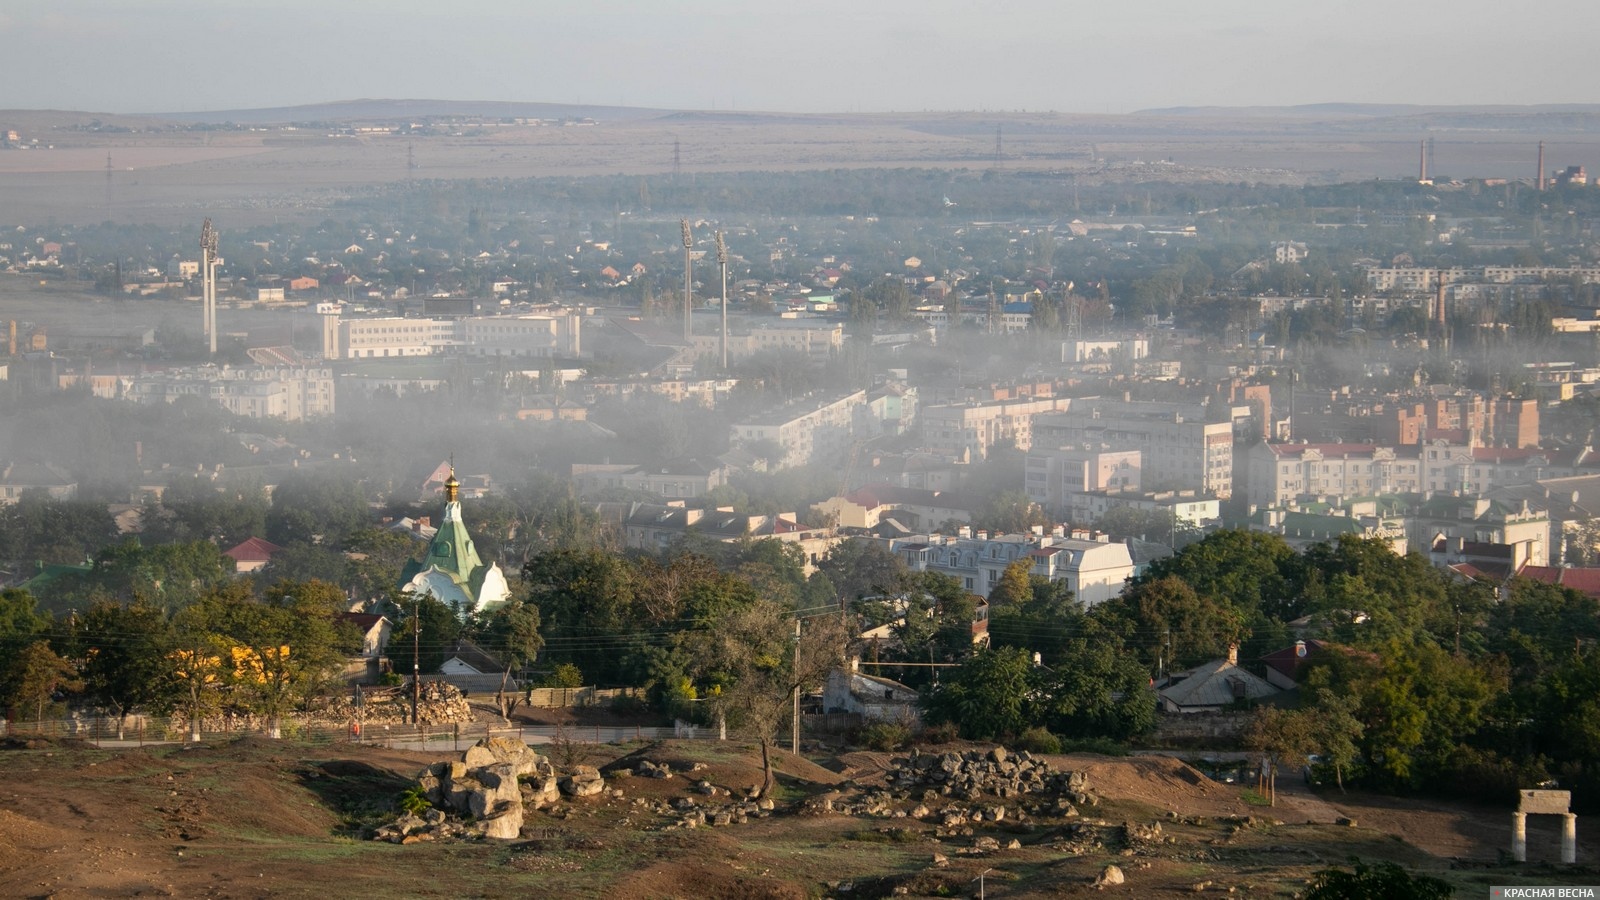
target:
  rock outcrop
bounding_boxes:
[376,736,558,843]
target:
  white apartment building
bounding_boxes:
[878,529,1134,607]
[688,321,844,363]
[1033,401,1235,499]
[731,390,868,469]
[1364,265,1600,293]
[1246,441,1563,508]
[125,365,335,421]
[1024,446,1141,520]
[921,396,1073,459]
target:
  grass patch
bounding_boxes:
[841,828,923,844]
[1240,788,1272,807]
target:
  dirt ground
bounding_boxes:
[2,732,1588,899]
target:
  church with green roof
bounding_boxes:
[398,468,509,614]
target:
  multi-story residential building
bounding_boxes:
[570,459,729,499]
[687,320,844,363]
[921,396,1072,459]
[1247,441,1572,509]
[1074,490,1221,531]
[1247,443,1418,508]
[730,390,868,470]
[585,378,739,408]
[1364,265,1600,293]
[876,529,1135,607]
[1024,446,1141,520]
[124,365,335,421]
[1033,400,1236,498]
[597,502,840,573]
[1062,337,1149,365]
[319,304,581,359]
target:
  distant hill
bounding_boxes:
[1133,103,1600,134]
[146,98,672,125]
[1136,102,1600,118]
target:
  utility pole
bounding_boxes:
[791,618,801,755]
[716,230,728,369]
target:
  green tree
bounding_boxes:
[170,594,234,741]
[4,640,81,725]
[816,540,905,605]
[79,601,174,738]
[1099,575,1246,672]
[388,590,466,679]
[1032,616,1156,741]
[1244,705,1315,805]
[202,579,350,738]
[265,472,370,547]
[923,645,1034,741]
[986,559,1033,607]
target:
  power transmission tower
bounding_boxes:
[993,124,1003,168]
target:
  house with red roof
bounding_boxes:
[223,536,285,574]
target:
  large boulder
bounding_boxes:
[561,765,606,798]
[463,736,546,778]
[523,774,561,808]
[467,763,521,819]
[478,800,523,839]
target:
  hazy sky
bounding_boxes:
[3,0,1594,115]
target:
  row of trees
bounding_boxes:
[0,580,357,739]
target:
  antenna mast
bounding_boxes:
[200,218,219,356]
[716,230,729,369]
[681,219,694,343]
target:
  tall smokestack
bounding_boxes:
[1419,139,1428,183]
[1538,141,1546,191]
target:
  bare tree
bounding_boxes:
[699,601,848,798]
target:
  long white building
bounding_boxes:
[876,529,1135,607]
[318,304,581,360]
[124,365,335,421]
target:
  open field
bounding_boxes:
[3,106,1599,226]
[3,734,1594,899]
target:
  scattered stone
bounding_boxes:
[560,765,606,798]
[1336,816,1357,827]
[1096,864,1126,887]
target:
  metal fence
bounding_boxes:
[0,716,684,750]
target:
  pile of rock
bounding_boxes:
[374,736,560,842]
[323,681,474,725]
[886,747,1097,808]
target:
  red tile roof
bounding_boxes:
[223,536,285,563]
[1517,565,1600,597]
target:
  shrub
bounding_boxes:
[397,785,431,816]
[1057,736,1130,756]
[920,721,960,745]
[1304,859,1451,900]
[1014,726,1061,755]
[858,721,912,751]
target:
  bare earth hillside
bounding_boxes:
[3,735,1592,899]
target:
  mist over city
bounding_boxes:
[1,3,1599,897]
